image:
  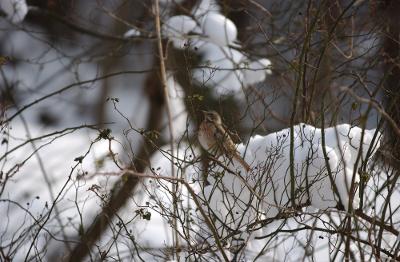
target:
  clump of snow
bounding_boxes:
[163,15,198,36]
[201,13,237,46]
[192,42,244,95]
[243,58,272,85]
[204,121,378,216]
[160,0,271,97]
[192,0,220,17]
[195,123,381,249]
[162,15,198,49]
[133,122,382,259]
[0,0,28,23]
[123,28,140,38]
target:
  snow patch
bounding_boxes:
[0,0,28,23]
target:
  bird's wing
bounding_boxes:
[214,124,237,153]
[222,123,242,144]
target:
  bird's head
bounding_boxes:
[202,110,222,125]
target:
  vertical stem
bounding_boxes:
[153,0,179,259]
[382,1,400,160]
[378,1,400,256]
[289,0,319,208]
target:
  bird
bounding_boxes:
[198,110,251,172]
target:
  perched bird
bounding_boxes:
[198,110,251,172]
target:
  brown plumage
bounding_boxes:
[198,110,251,172]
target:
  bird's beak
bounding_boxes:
[201,110,208,115]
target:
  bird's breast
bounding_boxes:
[198,121,215,151]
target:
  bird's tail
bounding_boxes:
[233,154,251,172]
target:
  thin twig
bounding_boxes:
[123,169,230,262]
[153,1,180,259]
[2,70,154,124]
[340,85,400,138]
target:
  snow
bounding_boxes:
[140,144,199,241]
[192,42,245,95]
[161,2,271,97]
[201,13,237,46]
[160,76,189,141]
[162,15,198,36]
[123,29,140,38]
[162,15,198,49]
[0,114,385,260]
[0,0,28,23]
[192,0,220,17]
[243,58,273,85]
[191,123,381,258]
[118,122,382,260]
[0,121,122,261]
